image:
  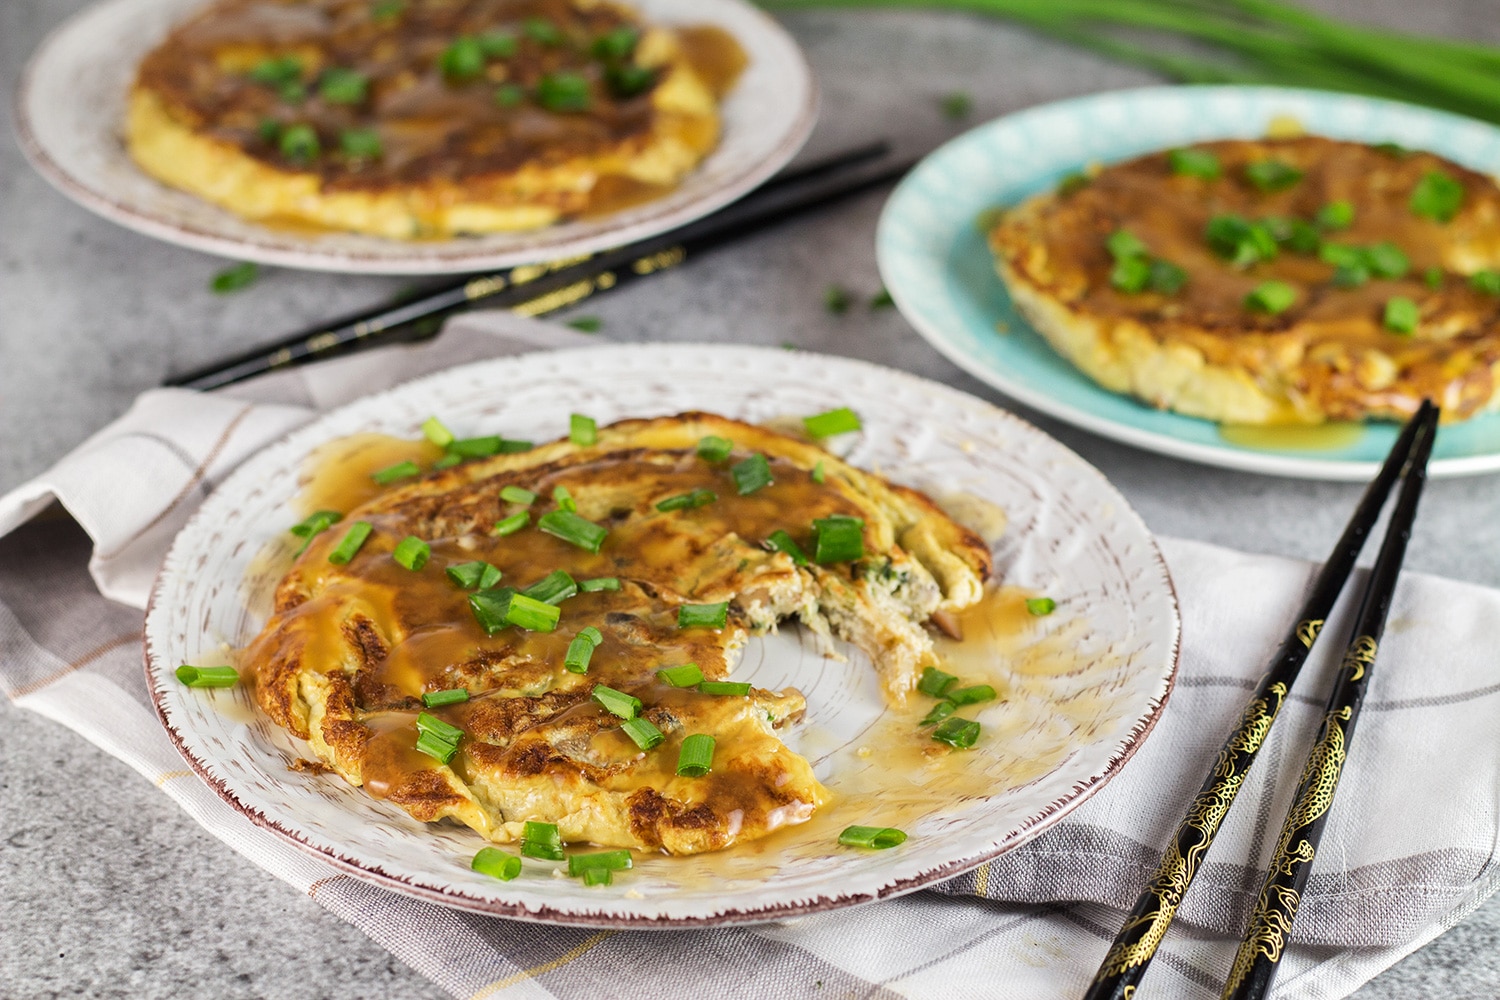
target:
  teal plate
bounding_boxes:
[878,85,1500,480]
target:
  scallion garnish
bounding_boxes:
[289,509,342,553]
[592,26,639,59]
[439,36,486,82]
[812,515,864,564]
[592,683,641,719]
[1106,229,1149,261]
[1245,280,1297,315]
[471,847,521,881]
[676,734,715,777]
[1424,266,1444,289]
[678,602,728,629]
[1316,200,1355,230]
[523,569,578,606]
[621,716,664,750]
[811,461,826,484]
[765,530,809,566]
[319,67,368,104]
[570,414,597,446]
[838,826,907,850]
[538,510,607,552]
[421,416,454,447]
[920,701,956,726]
[1366,242,1411,279]
[1167,147,1220,179]
[1110,256,1151,294]
[422,688,469,708]
[1149,260,1188,294]
[371,460,421,485]
[1244,159,1304,192]
[1411,170,1464,222]
[697,435,734,463]
[582,868,612,886]
[940,91,972,119]
[1205,215,1278,267]
[567,850,633,875]
[524,15,564,44]
[536,72,590,112]
[371,0,404,20]
[802,407,863,439]
[211,261,259,294]
[499,439,534,454]
[1264,215,1321,254]
[495,83,524,108]
[697,681,751,697]
[947,684,998,706]
[175,665,239,688]
[279,123,319,161]
[327,521,373,564]
[731,454,774,495]
[447,561,502,590]
[870,287,894,309]
[1026,597,1057,616]
[931,717,981,749]
[478,31,517,58]
[825,285,851,315]
[469,587,560,633]
[1384,296,1420,335]
[492,511,529,536]
[552,485,577,512]
[1471,271,1500,295]
[520,820,564,861]
[656,488,717,512]
[916,666,958,698]
[565,626,603,674]
[521,841,565,862]
[448,436,502,459]
[416,711,464,743]
[500,485,537,505]
[657,663,704,687]
[392,535,430,571]
[578,576,620,592]
[566,315,602,333]
[415,731,458,764]
[433,453,463,470]
[339,127,383,160]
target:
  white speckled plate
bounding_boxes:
[143,344,1179,927]
[15,0,815,274]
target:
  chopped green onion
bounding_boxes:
[492,512,529,536]
[592,684,642,719]
[582,868,612,886]
[440,37,485,82]
[1374,142,1410,158]
[1471,271,1500,295]
[931,717,981,749]
[520,840,565,861]
[1424,266,1444,289]
[433,453,463,470]
[416,712,464,744]
[524,16,564,44]
[339,128,382,160]
[917,667,958,698]
[1245,280,1297,314]
[656,663,704,687]
[656,488,717,512]
[1110,256,1151,294]
[495,83,524,108]
[621,716,664,750]
[1167,147,1220,179]
[824,285,851,315]
[416,731,458,764]
[523,569,578,606]
[469,587,560,633]
[870,287,894,309]
[1265,216,1321,254]
[1056,172,1089,196]
[1316,200,1355,230]
[731,454,773,495]
[471,847,520,881]
[1106,229,1149,261]
[392,536,430,571]
[328,521,373,564]
[1332,264,1370,288]
[447,561,502,590]
[478,31,517,59]
[1026,597,1057,616]
[448,436,502,459]
[765,530,809,566]
[319,67,368,104]
[568,849,633,875]
[803,407,863,438]
[1244,159,1303,192]
[697,681,751,697]
[565,627,602,674]
[536,72,590,112]
[1148,260,1188,295]
[372,460,421,485]
[1411,170,1465,222]
[697,435,734,462]
[371,0,404,20]
[211,261,259,294]
[256,118,281,142]
[522,820,561,849]
[920,700,956,726]
[605,64,655,99]
[838,826,907,849]
[1384,296,1420,335]
[538,510,607,552]
[1364,242,1411,279]
[678,602,728,629]
[578,576,620,592]
[500,485,537,505]
[421,416,454,447]
[592,26,639,59]
[939,91,972,119]
[289,509,342,553]
[811,461,826,484]
[422,688,469,708]
[676,734,715,776]
[570,414,597,446]
[1205,215,1277,267]
[812,515,864,564]
[947,684,997,706]
[552,485,577,512]
[175,665,239,688]
[498,439,534,454]
[565,315,602,333]
[279,123,319,162]
[249,55,302,86]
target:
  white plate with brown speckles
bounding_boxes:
[16,0,815,274]
[142,343,1179,927]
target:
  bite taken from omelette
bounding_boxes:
[127,0,741,239]
[243,413,991,856]
[990,136,1500,425]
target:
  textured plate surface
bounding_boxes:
[16,0,815,274]
[143,344,1178,927]
[878,85,1500,481]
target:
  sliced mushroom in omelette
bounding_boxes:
[245,413,992,855]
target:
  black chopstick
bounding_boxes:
[1083,400,1440,1000]
[165,140,895,391]
[1222,405,1440,1000]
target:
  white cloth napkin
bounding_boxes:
[4,311,1500,999]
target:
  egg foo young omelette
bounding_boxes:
[126,0,740,239]
[989,136,1500,425]
[242,413,992,855]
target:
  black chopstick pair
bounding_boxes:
[1085,400,1441,1000]
[166,140,906,391]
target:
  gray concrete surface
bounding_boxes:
[4,1,1500,997]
